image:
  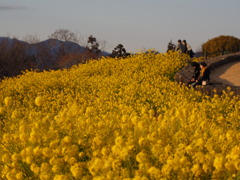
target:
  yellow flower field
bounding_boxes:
[0,51,239,179]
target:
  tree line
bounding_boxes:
[0,29,130,79]
[1,30,239,80]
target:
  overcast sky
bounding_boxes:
[0,0,240,53]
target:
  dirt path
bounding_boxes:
[211,61,240,86]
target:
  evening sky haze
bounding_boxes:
[0,0,240,53]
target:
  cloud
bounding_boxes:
[0,5,27,11]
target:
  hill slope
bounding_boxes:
[0,52,239,179]
[0,37,110,78]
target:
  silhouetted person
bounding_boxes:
[187,62,201,86]
[191,62,211,87]
[183,40,194,58]
[175,40,187,53]
[167,40,176,52]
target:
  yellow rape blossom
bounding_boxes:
[4,96,12,106]
[0,51,239,179]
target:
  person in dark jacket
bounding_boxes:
[183,40,195,58]
[175,40,187,53]
[187,62,201,86]
[195,62,211,86]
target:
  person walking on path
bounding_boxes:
[175,40,187,53]
[183,40,194,58]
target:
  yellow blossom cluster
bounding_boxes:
[0,51,239,179]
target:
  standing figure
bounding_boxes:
[183,40,194,58]
[175,40,187,53]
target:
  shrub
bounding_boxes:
[202,35,240,57]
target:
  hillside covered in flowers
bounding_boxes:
[0,51,239,179]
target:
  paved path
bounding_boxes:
[211,61,240,86]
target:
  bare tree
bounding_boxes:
[49,28,78,43]
[99,39,109,52]
[22,34,40,44]
[0,37,36,79]
[48,28,82,60]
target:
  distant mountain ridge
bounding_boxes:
[0,37,110,57]
[0,37,110,79]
